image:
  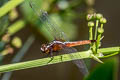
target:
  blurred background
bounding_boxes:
[0,0,120,80]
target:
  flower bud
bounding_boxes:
[98,28,104,34]
[100,18,107,24]
[96,13,103,20]
[88,21,94,27]
[12,37,22,48]
[86,14,93,21]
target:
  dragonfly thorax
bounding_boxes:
[40,40,66,54]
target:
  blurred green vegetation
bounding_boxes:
[21,0,79,41]
[0,0,119,80]
[84,57,118,80]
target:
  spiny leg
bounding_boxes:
[47,56,54,64]
[60,56,63,62]
[47,49,54,64]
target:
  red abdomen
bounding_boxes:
[65,40,95,47]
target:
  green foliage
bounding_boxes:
[0,16,9,36]
[0,47,119,73]
[0,0,24,18]
[8,20,26,35]
[21,0,78,41]
[0,0,119,80]
[84,57,118,80]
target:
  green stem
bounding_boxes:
[92,20,99,54]
[89,27,93,40]
[96,33,102,53]
[94,20,99,40]
[101,24,103,29]
[0,47,119,73]
[96,23,104,52]
[100,52,119,58]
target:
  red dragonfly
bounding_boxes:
[29,0,95,75]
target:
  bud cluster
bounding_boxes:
[86,13,107,55]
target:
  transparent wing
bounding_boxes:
[29,0,68,41]
[61,47,89,75]
[29,0,88,75]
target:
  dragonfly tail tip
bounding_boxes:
[91,40,96,43]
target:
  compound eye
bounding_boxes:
[40,44,47,52]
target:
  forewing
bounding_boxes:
[29,0,68,41]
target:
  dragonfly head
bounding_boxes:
[41,44,49,53]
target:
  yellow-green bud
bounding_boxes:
[11,37,22,48]
[100,18,107,24]
[96,13,103,20]
[86,14,93,21]
[88,21,94,27]
[98,28,104,34]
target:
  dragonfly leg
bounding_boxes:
[60,56,63,62]
[47,48,54,64]
[47,56,54,64]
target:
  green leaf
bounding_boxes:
[84,57,118,80]
[8,19,26,35]
[0,0,24,18]
[0,47,119,73]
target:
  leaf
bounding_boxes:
[8,19,26,35]
[84,57,118,80]
[0,47,119,73]
[0,0,24,18]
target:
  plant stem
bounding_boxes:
[95,23,104,53]
[94,20,99,40]
[100,52,119,58]
[95,33,101,53]
[89,27,93,40]
[0,47,119,73]
[92,20,99,54]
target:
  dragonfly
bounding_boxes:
[29,0,95,76]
